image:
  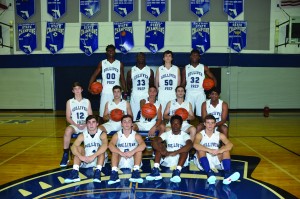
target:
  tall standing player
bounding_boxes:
[127,52,155,121]
[155,50,181,114]
[181,49,217,120]
[60,82,93,167]
[88,44,126,117]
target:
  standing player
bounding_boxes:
[64,115,108,183]
[146,115,193,183]
[88,44,126,117]
[133,86,165,137]
[155,50,181,114]
[181,49,216,120]
[127,52,155,121]
[60,82,93,167]
[197,87,229,137]
[108,115,146,184]
[163,86,196,141]
[99,85,132,135]
[193,115,240,185]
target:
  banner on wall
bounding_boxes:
[228,21,247,52]
[80,0,100,18]
[190,0,210,18]
[18,23,36,55]
[145,21,165,53]
[46,22,65,54]
[114,0,134,17]
[191,22,210,55]
[80,23,98,56]
[47,0,66,19]
[224,0,243,19]
[146,0,166,17]
[114,21,134,54]
[16,0,35,20]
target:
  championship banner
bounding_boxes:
[228,21,247,52]
[47,0,66,19]
[16,0,35,20]
[80,23,98,56]
[80,0,100,18]
[191,22,210,55]
[190,0,210,18]
[145,21,165,53]
[114,0,134,17]
[18,23,36,55]
[146,0,166,17]
[114,21,134,54]
[224,0,243,19]
[46,22,65,54]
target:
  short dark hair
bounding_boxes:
[136,52,145,58]
[106,44,116,51]
[163,50,173,58]
[86,115,99,123]
[149,85,157,91]
[72,82,82,89]
[204,114,216,122]
[209,87,220,95]
[112,85,122,92]
[190,49,200,56]
[175,85,186,93]
[170,115,183,125]
[121,114,133,122]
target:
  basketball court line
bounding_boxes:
[0,137,20,147]
[236,138,300,183]
[263,137,300,156]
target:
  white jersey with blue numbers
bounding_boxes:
[116,130,138,152]
[160,130,190,152]
[206,99,223,123]
[200,130,220,150]
[140,98,160,123]
[131,66,151,95]
[169,99,190,116]
[107,99,127,122]
[83,129,103,156]
[158,65,179,94]
[185,64,205,92]
[102,59,121,93]
[70,98,90,125]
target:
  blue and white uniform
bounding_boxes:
[69,98,90,134]
[206,99,223,123]
[136,99,161,131]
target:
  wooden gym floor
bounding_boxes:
[0,110,299,198]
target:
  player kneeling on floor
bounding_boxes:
[193,114,240,185]
[64,115,108,183]
[146,115,193,183]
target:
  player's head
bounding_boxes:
[175,85,186,98]
[72,82,83,94]
[86,115,99,123]
[112,85,122,99]
[121,114,133,130]
[148,86,158,97]
[204,114,217,130]
[106,44,116,58]
[121,114,133,122]
[204,114,216,122]
[163,50,173,64]
[106,44,116,52]
[170,115,183,133]
[136,52,146,65]
[190,49,200,63]
[209,87,221,100]
[190,49,200,56]
[72,82,82,89]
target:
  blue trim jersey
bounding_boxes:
[101,59,121,93]
[200,130,220,150]
[131,65,151,95]
[83,129,103,156]
[69,98,90,125]
[116,130,138,152]
[185,63,205,92]
[158,65,179,94]
[107,99,127,122]
[139,98,161,123]
[206,99,223,123]
[160,130,190,152]
[169,99,190,116]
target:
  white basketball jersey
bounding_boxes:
[200,130,220,150]
[131,66,151,95]
[102,59,121,93]
[160,130,190,152]
[206,99,223,123]
[140,99,161,123]
[116,130,138,152]
[169,99,190,116]
[107,99,127,121]
[158,65,179,93]
[69,98,90,125]
[83,129,103,156]
[185,64,205,92]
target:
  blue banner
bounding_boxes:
[146,0,166,17]
[224,0,243,19]
[18,23,36,55]
[47,0,66,19]
[190,0,210,18]
[114,21,134,54]
[145,21,165,54]
[228,21,247,52]
[114,0,134,17]
[80,23,98,56]
[80,0,100,18]
[46,22,65,54]
[191,22,210,55]
[16,0,35,20]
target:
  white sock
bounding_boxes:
[73,164,79,171]
[112,166,118,171]
[96,165,102,171]
[133,165,140,171]
[176,166,182,171]
[154,163,160,168]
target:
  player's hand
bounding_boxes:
[148,127,156,137]
[77,124,86,130]
[124,151,134,158]
[209,149,219,155]
[85,155,95,163]
[122,91,129,100]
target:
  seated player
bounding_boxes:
[163,86,196,141]
[64,115,108,183]
[197,87,229,137]
[99,85,132,135]
[193,115,240,185]
[146,115,193,183]
[108,115,146,184]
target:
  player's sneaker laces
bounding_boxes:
[207,170,216,184]
[223,172,240,185]
[108,170,120,185]
[60,152,69,167]
[146,167,162,181]
[129,170,144,183]
[170,169,181,183]
[64,169,80,183]
[93,169,101,183]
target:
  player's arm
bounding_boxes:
[88,62,102,94]
[181,67,187,87]
[217,102,229,127]
[71,134,85,159]
[140,99,146,109]
[126,101,133,116]
[193,133,213,153]
[120,62,127,92]
[187,102,195,121]
[87,99,93,115]
[132,134,146,154]
[163,101,171,120]
[102,102,110,121]
[108,133,123,156]
[177,67,181,87]
[149,69,155,87]
[155,68,160,89]
[170,139,193,156]
[204,66,217,86]
[66,100,77,126]
[219,133,233,153]
[126,69,132,94]
[92,132,108,158]
[149,104,162,137]
[151,136,165,151]
[201,102,207,123]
